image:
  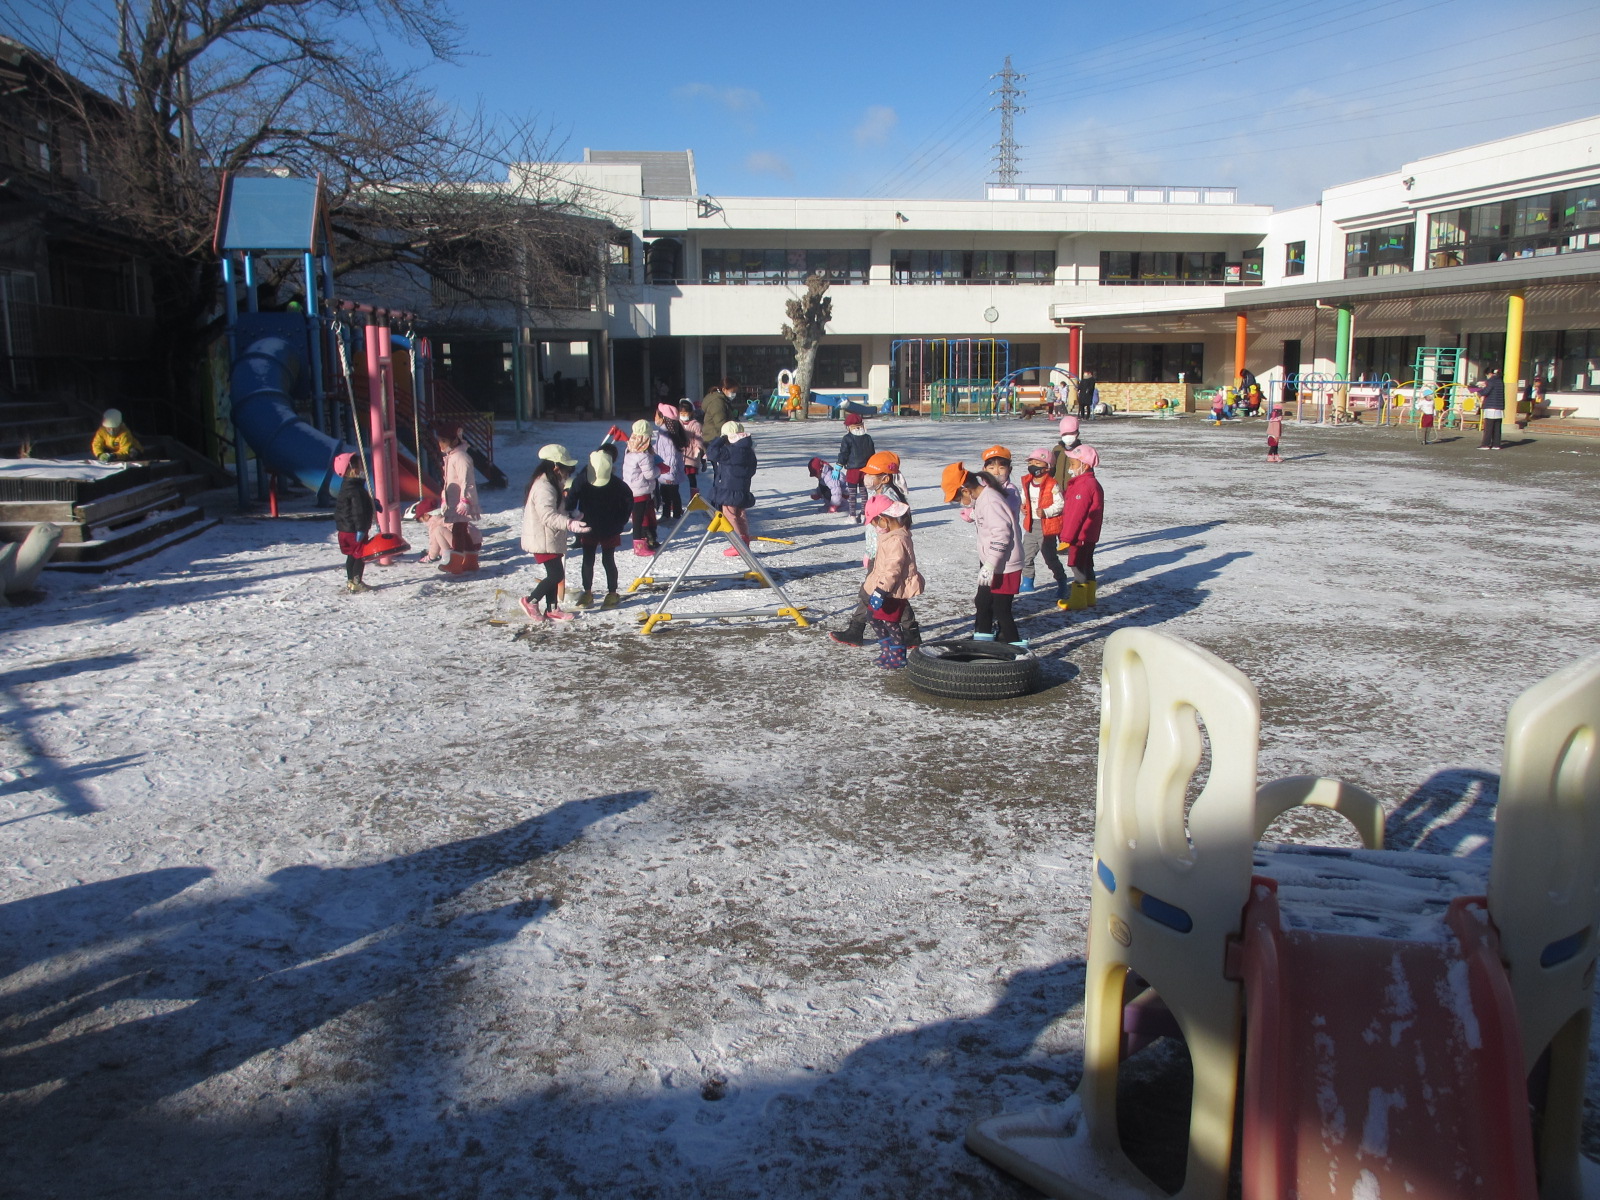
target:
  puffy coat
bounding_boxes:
[622,449,659,498]
[973,483,1023,574]
[863,525,925,600]
[91,426,143,459]
[1059,469,1104,548]
[706,434,757,509]
[652,426,683,483]
[863,479,911,559]
[681,416,706,467]
[521,473,573,555]
[836,427,876,471]
[334,477,375,534]
[569,477,633,540]
[1020,471,1063,536]
[439,444,481,522]
[701,389,731,443]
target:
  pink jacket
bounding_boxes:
[622,448,658,498]
[681,417,706,467]
[973,484,1023,574]
[440,444,481,522]
[863,526,925,600]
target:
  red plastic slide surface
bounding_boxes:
[1239,878,1536,1200]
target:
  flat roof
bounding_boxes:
[1222,253,1600,311]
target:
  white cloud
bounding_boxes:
[675,82,762,113]
[744,151,794,180]
[854,105,899,148]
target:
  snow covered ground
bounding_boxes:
[3,414,1599,1198]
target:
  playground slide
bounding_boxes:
[1238,877,1537,1200]
[229,335,437,507]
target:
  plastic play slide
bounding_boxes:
[229,334,436,507]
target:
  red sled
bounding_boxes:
[338,531,410,559]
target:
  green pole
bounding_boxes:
[1334,306,1352,380]
[1334,306,1353,417]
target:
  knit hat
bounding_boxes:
[864,494,909,523]
[941,462,970,503]
[656,402,679,422]
[1026,447,1050,466]
[842,411,864,427]
[333,452,356,477]
[981,444,1011,465]
[863,450,900,475]
[101,408,122,429]
[1066,445,1099,469]
[538,443,578,467]
[724,421,747,442]
[588,449,613,485]
[1059,415,1079,434]
[631,419,651,439]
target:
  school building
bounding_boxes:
[478,116,1600,420]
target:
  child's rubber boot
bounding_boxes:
[1008,638,1030,650]
[829,621,867,647]
[1086,581,1098,608]
[1067,582,1090,611]
[972,631,996,642]
[1020,575,1034,594]
[576,590,594,609]
[602,591,621,609]
[441,552,478,575]
[1055,578,1072,610]
[633,538,654,558]
[346,579,371,594]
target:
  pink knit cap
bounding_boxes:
[1059,415,1079,434]
[333,452,356,477]
[864,494,909,522]
[1026,447,1050,464]
[1066,444,1099,468]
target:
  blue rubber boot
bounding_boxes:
[1020,576,1034,594]
[973,632,996,642]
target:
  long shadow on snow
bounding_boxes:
[0,651,141,818]
[329,957,1091,1198]
[1055,550,1254,654]
[0,792,649,1137]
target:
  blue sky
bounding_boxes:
[420,0,1600,208]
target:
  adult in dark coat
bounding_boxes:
[1076,371,1097,419]
[1477,368,1506,450]
[705,421,757,550]
[701,382,734,444]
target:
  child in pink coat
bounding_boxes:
[942,461,1025,647]
[861,494,924,669]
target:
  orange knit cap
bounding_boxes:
[981,444,1011,464]
[864,450,900,475]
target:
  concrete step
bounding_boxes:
[44,504,216,568]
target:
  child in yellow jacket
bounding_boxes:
[91,409,143,462]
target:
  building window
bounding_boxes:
[889,249,1055,284]
[699,249,869,285]
[720,343,864,392]
[1344,223,1414,277]
[1099,251,1254,285]
[1428,187,1600,268]
[1284,241,1306,277]
[1352,336,1425,382]
[1082,342,1205,383]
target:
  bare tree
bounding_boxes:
[1,0,608,407]
[781,274,832,421]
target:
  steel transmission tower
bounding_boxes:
[990,56,1026,186]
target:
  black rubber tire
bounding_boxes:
[904,638,1040,701]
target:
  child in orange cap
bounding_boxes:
[943,461,1025,647]
[830,450,919,648]
[1056,444,1104,611]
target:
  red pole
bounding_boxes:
[377,322,402,538]
[1067,323,1084,376]
[268,473,279,518]
[365,318,395,538]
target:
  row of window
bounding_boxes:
[700,249,871,285]
[1082,342,1206,384]
[1344,223,1415,278]
[889,250,1056,284]
[1428,187,1600,268]
[1099,250,1263,285]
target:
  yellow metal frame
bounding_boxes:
[630,494,809,636]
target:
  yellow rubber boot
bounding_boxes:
[1086,581,1098,608]
[1067,582,1090,611]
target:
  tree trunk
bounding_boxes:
[793,344,818,420]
